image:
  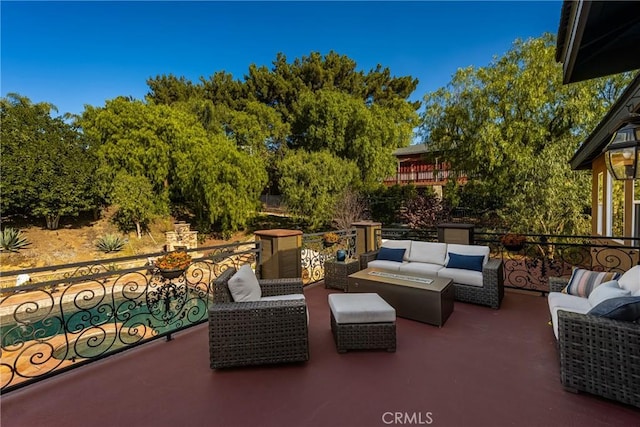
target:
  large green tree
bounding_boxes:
[421,33,634,235]
[1,94,96,229]
[79,97,267,235]
[278,150,360,229]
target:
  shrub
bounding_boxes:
[0,228,31,252]
[95,234,127,253]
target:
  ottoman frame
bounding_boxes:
[330,299,396,352]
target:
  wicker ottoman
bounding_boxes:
[328,293,396,353]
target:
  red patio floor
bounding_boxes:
[2,284,639,427]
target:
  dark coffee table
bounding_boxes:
[347,267,454,327]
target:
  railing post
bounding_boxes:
[254,229,303,279]
[352,221,382,256]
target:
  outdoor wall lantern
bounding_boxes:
[604,116,640,180]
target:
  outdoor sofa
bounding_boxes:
[547,265,640,408]
[359,240,504,309]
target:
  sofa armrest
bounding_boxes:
[259,278,304,297]
[482,259,504,291]
[359,250,379,269]
[549,277,569,293]
[557,309,640,407]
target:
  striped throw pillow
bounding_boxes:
[564,268,621,297]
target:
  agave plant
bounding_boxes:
[95,234,127,253]
[0,228,31,252]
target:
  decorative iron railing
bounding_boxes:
[301,229,357,285]
[375,228,639,293]
[0,242,260,393]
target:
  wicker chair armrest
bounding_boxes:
[209,299,307,318]
[258,278,304,297]
[359,250,379,269]
[549,277,569,293]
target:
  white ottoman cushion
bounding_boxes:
[328,293,396,324]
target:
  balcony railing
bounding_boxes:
[301,228,357,284]
[0,242,260,392]
[375,228,639,293]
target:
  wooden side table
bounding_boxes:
[324,259,360,291]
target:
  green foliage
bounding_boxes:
[95,234,127,253]
[420,34,634,235]
[367,184,418,226]
[1,94,97,229]
[0,228,31,252]
[111,172,164,238]
[278,150,360,229]
[80,97,266,235]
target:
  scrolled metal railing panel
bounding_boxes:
[475,232,638,292]
[0,242,260,393]
[301,229,357,285]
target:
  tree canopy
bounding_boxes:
[1,94,96,229]
[420,33,634,235]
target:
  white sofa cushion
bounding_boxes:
[437,267,483,287]
[587,280,630,307]
[381,240,412,261]
[367,260,403,271]
[445,244,490,266]
[260,294,305,302]
[399,262,443,276]
[406,241,448,265]
[547,292,592,339]
[227,264,261,302]
[328,293,396,324]
[618,265,640,295]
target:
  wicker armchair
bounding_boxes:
[549,277,640,408]
[359,250,504,309]
[208,268,309,369]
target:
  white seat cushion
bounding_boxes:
[227,264,261,302]
[328,293,396,324]
[437,267,483,287]
[445,244,490,266]
[547,292,592,339]
[380,240,412,261]
[399,262,443,276]
[406,241,448,265]
[367,260,403,271]
[618,265,640,295]
[260,294,305,302]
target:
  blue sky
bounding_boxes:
[1,1,562,117]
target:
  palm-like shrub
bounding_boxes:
[0,228,31,252]
[95,234,127,253]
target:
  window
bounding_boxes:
[597,172,603,235]
[634,180,640,240]
[611,179,625,237]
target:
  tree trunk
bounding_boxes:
[45,214,60,230]
[135,222,142,239]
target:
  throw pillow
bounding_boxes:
[227,264,261,302]
[445,252,484,272]
[588,296,640,322]
[563,268,620,298]
[617,265,640,295]
[376,247,406,263]
[587,280,630,307]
